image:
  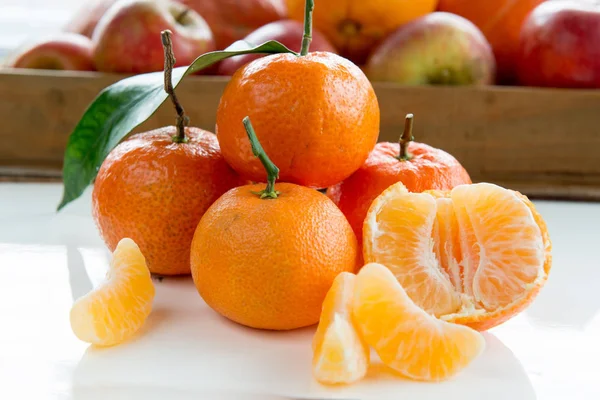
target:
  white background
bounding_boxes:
[0,0,81,54]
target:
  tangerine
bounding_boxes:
[312,272,369,385]
[363,181,552,331]
[353,263,485,381]
[216,1,379,189]
[70,238,155,347]
[327,114,471,244]
[190,117,358,330]
[92,31,244,275]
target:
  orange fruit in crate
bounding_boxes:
[216,50,379,189]
[437,0,545,82]
[286,0,438,65]
[312,272,369,385]
[353,263,485,381]
[363,182,552,331]
[92,127,245,276]
[70,238,155,346]
[191,118,359,330]
[327,114,471,245]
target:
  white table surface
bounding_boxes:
[1,182,599,400]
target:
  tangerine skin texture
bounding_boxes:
[92,127,245,276]
[190,183,359,330]
[327,141,471,242]
[216,52,380,189]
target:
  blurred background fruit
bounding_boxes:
[366,12,495,85]
[180,0,287,50]
[93,0,214,73]
[4,33,94,71]
[64,0,118,38]
[286,0,438,65]
[437,0,545,84]
[217,19,336,75]
[518,1,600,88]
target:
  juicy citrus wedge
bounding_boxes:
[353,263,486,381]
[363,182,552,331]
[70,238,155,346]
[312,272,370,385]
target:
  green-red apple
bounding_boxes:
[366,12,495,85]
[93,0,214,73]
[5,33,95,71]
[179,0,286,50]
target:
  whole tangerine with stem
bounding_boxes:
[216,0,380,189]
[92,30,244,276]
[190,117,359,330]
[327,113,472,245]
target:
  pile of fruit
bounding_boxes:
[66,0,553,387]
[3,0,600,88]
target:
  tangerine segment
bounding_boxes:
[363,184,461,317]
[451,184,546,310]
[312,272,369,385]
[353,263,485,382]
[70,238,155,346]
[364,182,551,330]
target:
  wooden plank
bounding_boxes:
[0,69,599,200]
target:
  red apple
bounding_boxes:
[217,19,336,76]
[518,1,600,88]
[93,0,214,73]
[5,33,94,71]
[64,0,118,38]
[366,12,495,85]
[179,0,287,50]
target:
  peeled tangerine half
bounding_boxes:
[363,182,552,331]
[70,238,155,346]
[312,272,370,385]
[353,263,486,381]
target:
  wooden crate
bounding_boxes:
[1,69,599,200]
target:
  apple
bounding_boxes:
[179,0,287,50]
[365,12,495,85]
[518,1,600,88]
[93,0,215,73]
[5,33,95,71]
[217,19,336,76]
[64,0,118,38]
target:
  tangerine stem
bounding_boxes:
[300,0,314,56]
[243,116,280,199]
[161,30,189,143]
[398,113,414,161]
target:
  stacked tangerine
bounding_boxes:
[70,0,552,387]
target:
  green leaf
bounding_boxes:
[58,40,296,211]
